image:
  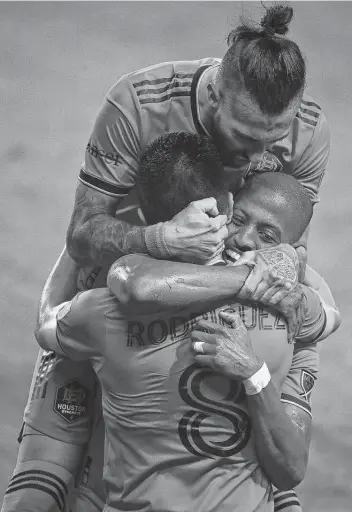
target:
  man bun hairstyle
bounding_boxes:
[220,3,305,115]
[260,3,293,36]
[137,132,229,225]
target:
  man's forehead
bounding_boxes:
[224,89,298,131]
[234,185,286,218]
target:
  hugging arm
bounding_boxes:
[191,312,318,491]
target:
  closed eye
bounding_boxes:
[260,232,278,244]
[231,215,244,226]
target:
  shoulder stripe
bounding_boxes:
[275,500,301,512]
[281,393,312,416]
[133,73,194,89]
[301,99,321,111]
[6,469,69,511]
[135,80,192,98]
[79,169,132,197]
[9,469,68,494]
[273,490,298,502]
[139,90,190,105]
[299,106,320,119]
[5,483,64,510]
[296,112,318,127]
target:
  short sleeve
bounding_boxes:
[55,291,102,361]
[293,110,330,205]
[280,342,319,417]
[79,75,142,198]
[295,286,326,343]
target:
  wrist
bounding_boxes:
[235,263,256,300]
[243,362,271,395]
[145,223,171,259]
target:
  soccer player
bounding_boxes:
[65,4,329,277]
[2,4,333,510]
[1,134,302,512]
[34,134,330,512]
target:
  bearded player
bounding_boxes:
[0,5,336,505]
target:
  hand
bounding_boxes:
[191,309,262,381]
[233,244,302,343]
[235,243,299,300]
[271,284,307,343]
[163,197,229,264]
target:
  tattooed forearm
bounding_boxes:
[67,182,147,265]
[85,216,147,265]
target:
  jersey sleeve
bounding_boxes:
[295,286,326,344]
[79,75,142,198]
[54,291,103,361]
[293,110,330,205]
[280,342,319,417]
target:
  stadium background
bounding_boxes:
[0,2,351,510]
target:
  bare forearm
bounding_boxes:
[247,382,308,490]
[66,182,148,266]
[67,214,148,266]
[108,254,251,314]
[37,247,80,330]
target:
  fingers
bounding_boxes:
[219,309,243,330]
[260,285,293,305]
[286,314,297,344]
[192,341,217,355]
[193,354,213,367]
[192,197,219,216]
[250,278,292,303]
[192,319,225,336]
[210,242,226,260]
[226,191,234,224]
[209,215,228,233]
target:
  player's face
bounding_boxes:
[210,88,297,175]
[224,186,299,261]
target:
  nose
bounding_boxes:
[246,141,266,167]
[233,228,257,252]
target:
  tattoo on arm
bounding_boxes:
[67,182,147,265]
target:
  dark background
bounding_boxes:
[1,3,351,510]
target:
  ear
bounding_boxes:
[207,82,221,109]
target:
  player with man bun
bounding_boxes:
[1,4,335,512]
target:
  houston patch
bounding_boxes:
[54,379,90,423]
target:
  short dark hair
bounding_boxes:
[137,132,228,225]
[238,171,313,241]
[219,4,306,115]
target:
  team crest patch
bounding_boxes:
[300,370,316,403]
[245,152,283,178]
[54,380,90,423]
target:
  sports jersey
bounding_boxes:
[79,59,329,205]
[46,288,319,512]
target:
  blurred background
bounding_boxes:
[0,2,351,510]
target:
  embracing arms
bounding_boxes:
[108,250,340,344]
[191,311,316,490]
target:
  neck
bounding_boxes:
[197,66,218,137]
